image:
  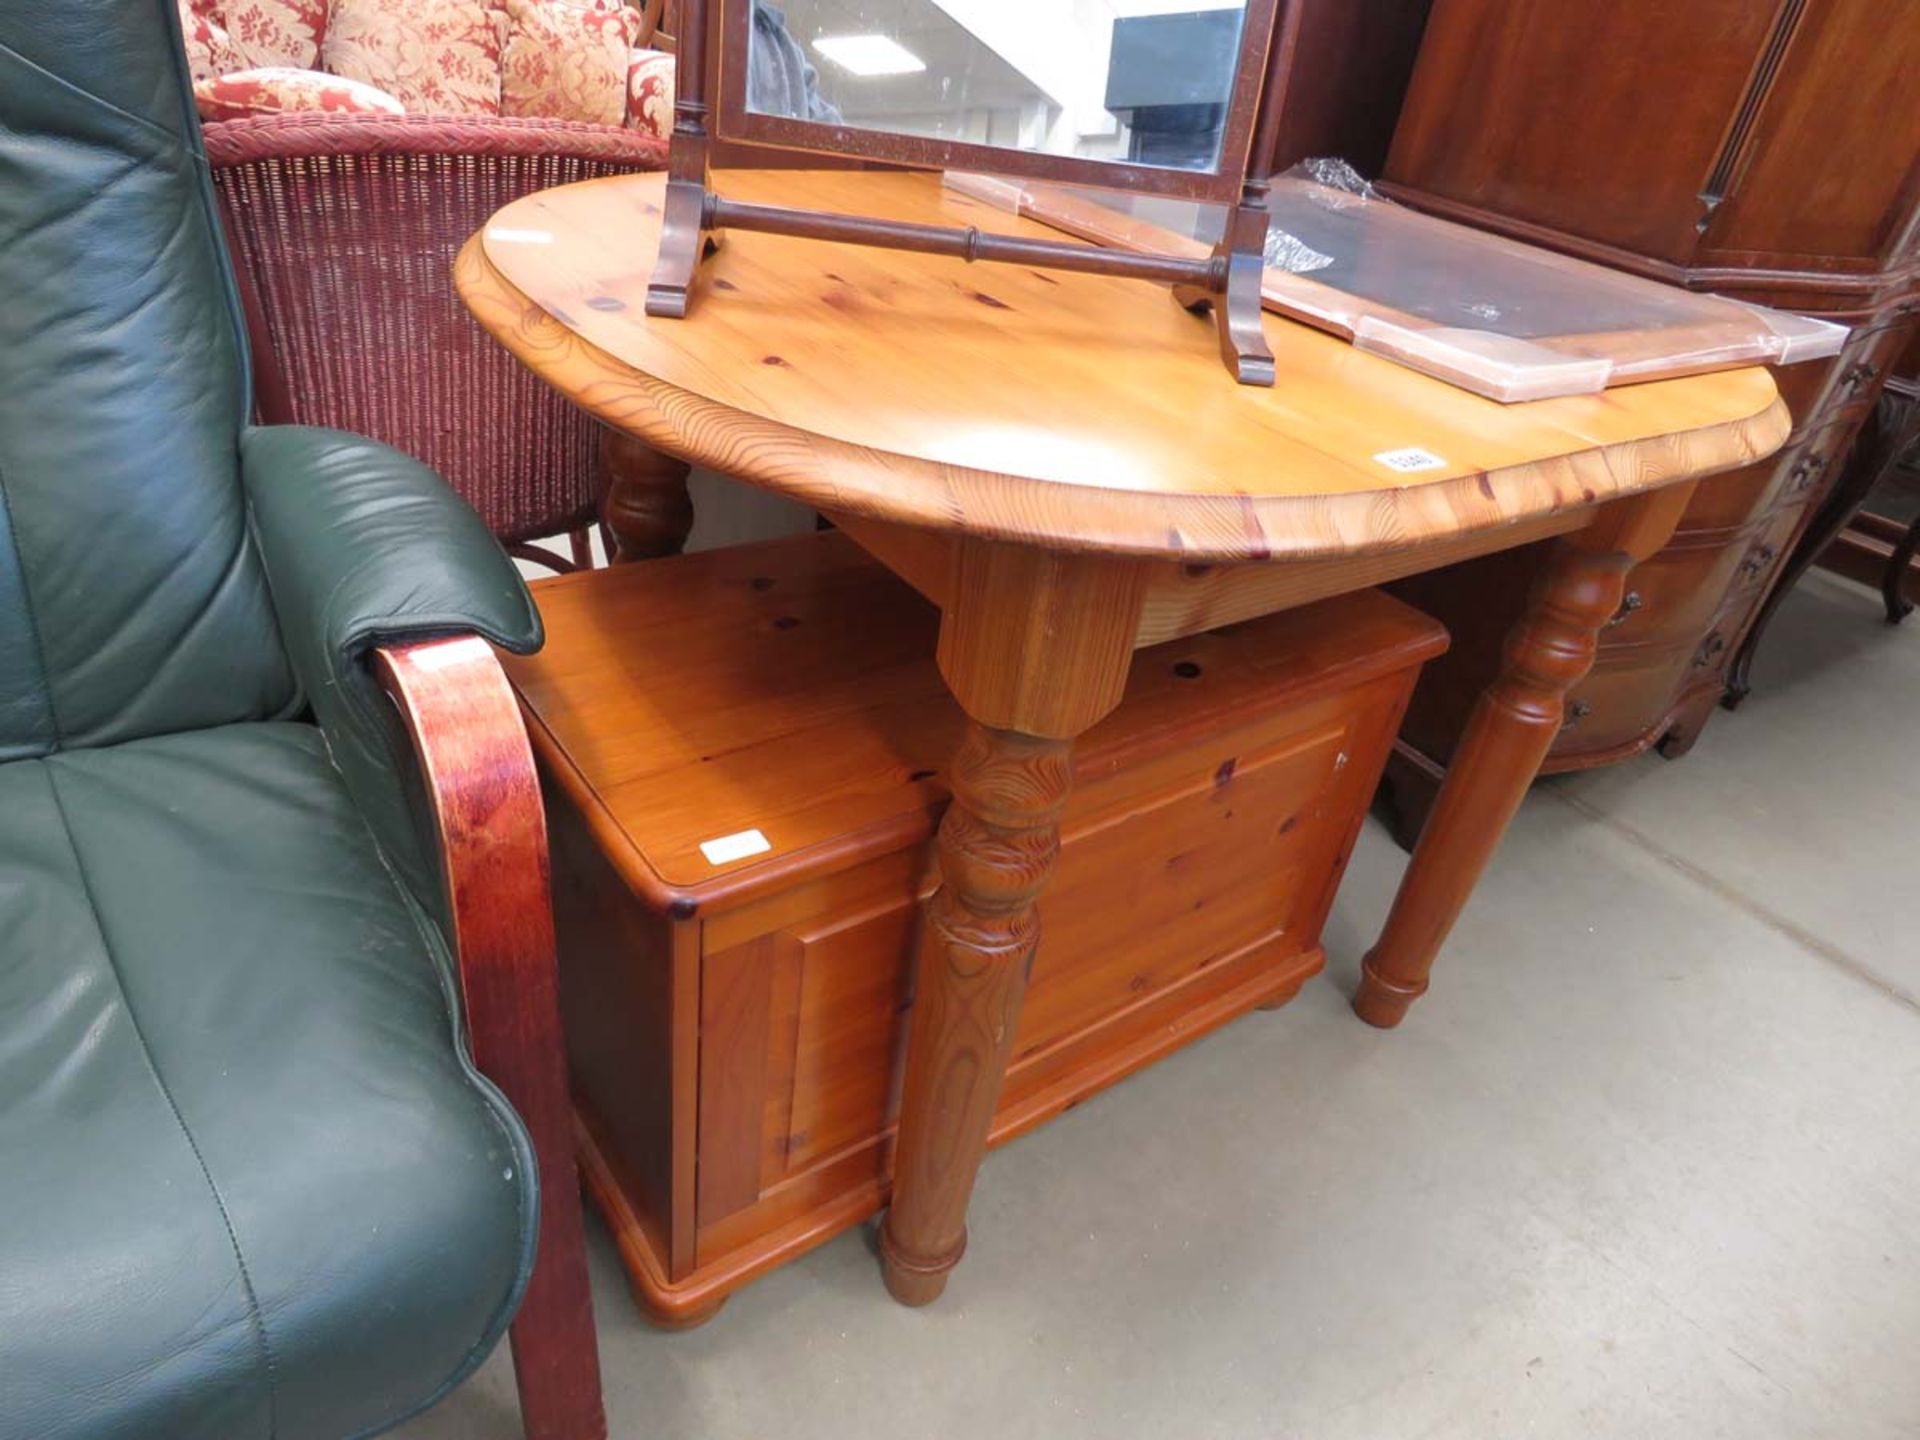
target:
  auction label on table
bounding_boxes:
[1372,447,1449,473]
[700,828,773,865]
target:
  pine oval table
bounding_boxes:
[457,168,1789,1309]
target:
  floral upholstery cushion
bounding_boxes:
[193,65,407,120]
[500,0,639,127]
[322,0,510,115]
[176,0,248,80]
[625,44,673,138]
[187,0,667,128]
[222,0,329,69]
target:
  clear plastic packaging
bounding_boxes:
[1255,164,1849,401]
[943,163,1850,403]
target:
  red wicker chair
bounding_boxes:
[205,112,695,570]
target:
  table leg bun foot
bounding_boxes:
[1352,958,1426,1029]
[877,1220,962,1307]
[1257,979,1307,1011]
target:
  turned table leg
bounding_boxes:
[876,537,1147,1304]
[879,723,1072,1303]
[598,427,694,561]
[1353,489,1695,1029]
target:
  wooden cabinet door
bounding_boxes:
[1385,0,1783,264]
[1698,0,1920,273]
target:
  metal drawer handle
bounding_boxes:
[1561,698,1593,730]
[1841,361,1880,396]
[1740,542,1779,581]
[1605,591,1643,628]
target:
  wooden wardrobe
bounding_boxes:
[1369,0,1920,838]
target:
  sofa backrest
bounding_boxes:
[0,0,295,761]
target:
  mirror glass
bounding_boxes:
[743,0,1249,173]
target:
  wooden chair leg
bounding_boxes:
[1884,512,1919,623]
[504,1200,604,1440]
[509,539,584,576]
[569,526,595,571]
[376,639,607,1440]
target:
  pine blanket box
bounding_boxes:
[502,531,1446,1326]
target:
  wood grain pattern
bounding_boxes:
[373,638,604,1440]
[836,505,1599,651]
[1351,486,1694,1027]
[1260,0,1435,175]
[462,170,1791,1305]
[878,723,1072,1305]
[1131,509,1587,646]
[1374,0,1920,796]
[507,534,1452,909]
[457,170,1786,561]
[504,535,1445,1322]
[1386,0,1793,267]
[597,427,693,560]
[935,539,1148,737]
[695,932,781,1225]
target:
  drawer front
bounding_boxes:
[1550,642,1698,760]
[1603,493,1814,652]
[1811,318,1916,427]
[1724,502,1809,608]
[1682,316,1915,535]
[1598,532,1753,651]
[1774,352,1844,437]
[1565,503,1813,758]
[1681,420,1850,532]
[1688,509,1812,690]
[1680,451,1789,534]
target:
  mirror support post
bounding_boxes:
[644,0,1282,388]
[647,0,719,318]
[1172,202,1274,387]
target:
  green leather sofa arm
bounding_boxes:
[240,423,543,917]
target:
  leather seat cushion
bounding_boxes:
[0,722,535,1440]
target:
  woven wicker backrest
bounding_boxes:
[207,115,668,546]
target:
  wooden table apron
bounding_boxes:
[456,169,1789,1307]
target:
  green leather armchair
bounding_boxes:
[0,4,604,1437]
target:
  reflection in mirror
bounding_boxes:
[745,0,1249,173]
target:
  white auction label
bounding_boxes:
[1372,447,1448,473]
[699,828,772,865]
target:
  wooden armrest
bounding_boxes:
[373,637,607,1440]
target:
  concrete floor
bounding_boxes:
[405,569,1920,1440]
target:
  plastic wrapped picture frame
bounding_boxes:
[958,160,1849,403]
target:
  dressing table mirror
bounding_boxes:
[647,0,1292,384]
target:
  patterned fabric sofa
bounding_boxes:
[177,0,674,138]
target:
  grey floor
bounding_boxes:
[405,569,1920,1440]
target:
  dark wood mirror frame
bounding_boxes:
[646,0,1296,385]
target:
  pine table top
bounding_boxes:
[458,168,1788,561]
